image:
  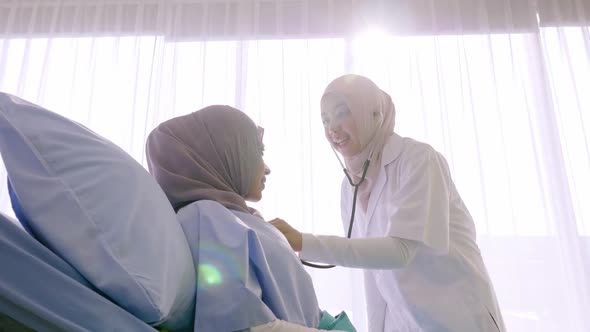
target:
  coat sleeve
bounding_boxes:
[300,234,418,269]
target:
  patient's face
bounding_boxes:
[244,158,270,202]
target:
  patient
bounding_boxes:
[146,106,354,332]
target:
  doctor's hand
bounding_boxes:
[269,218,303,252]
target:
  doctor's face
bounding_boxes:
[321,94,361,157]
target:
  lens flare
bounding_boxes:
[198,263,223,286]
[195,241,245,289]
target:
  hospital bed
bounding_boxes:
[0,212,156,331]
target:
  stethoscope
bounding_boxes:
[301,134,378,269]
[300,159,370,269]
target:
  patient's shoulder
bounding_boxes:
[193,200,232,214]
[177,200,251,230]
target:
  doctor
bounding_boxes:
[270,74,506,332]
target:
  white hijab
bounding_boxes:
[321,74,396,211]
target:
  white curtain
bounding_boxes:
[1,1,589,331]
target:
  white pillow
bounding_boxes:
[0,92,195,329]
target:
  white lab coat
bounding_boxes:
[340,133,505,332]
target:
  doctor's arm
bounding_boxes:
[301,234,418,269]
[270,218,417,269]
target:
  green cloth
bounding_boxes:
[318,310,357,332]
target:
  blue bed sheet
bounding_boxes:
[0,212,156,332]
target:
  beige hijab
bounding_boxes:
[321,74,396,211]
[145,105,264,214]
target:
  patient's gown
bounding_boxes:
[177,200,321,331]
